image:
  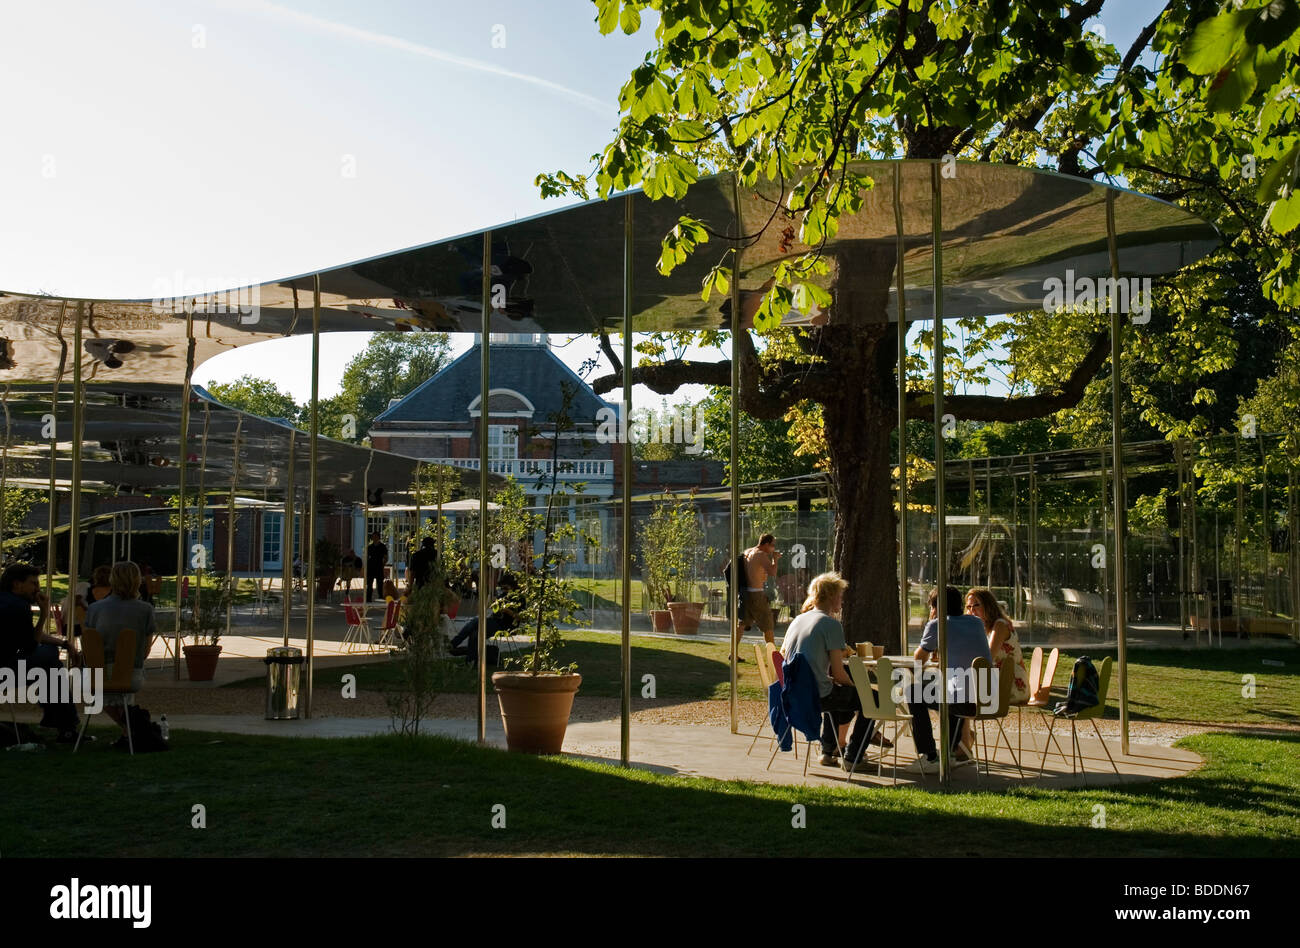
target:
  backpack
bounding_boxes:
[1054,656,1100,717]
[125,705,170,752]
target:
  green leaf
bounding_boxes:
[620,5,641,34]
[1257,142,1300,204]
[1206,51,1258,112]
[596,0,621,36]
[1182,9,1255,75]
[1268,189,1300,234]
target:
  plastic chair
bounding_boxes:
[963,656,1023,778]
[844,655,914,785]
[342,600,374,652]
[747,642,780,757]
[1035,656,1119,782]
[1016,646,1058,758]
[75,627,138,755]
[376,598,401,649]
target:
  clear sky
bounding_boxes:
[0,0,1167,405]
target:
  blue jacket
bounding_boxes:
[767,680,792,751]
[780,652,823,744]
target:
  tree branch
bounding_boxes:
[904,330,1111,421]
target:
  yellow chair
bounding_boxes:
[963,656,1023,778]
[1016,646,1059,758]
[1035,656,1119,782]
[845,655,914,785]
[75,627,139,755]
[747,642,780,757]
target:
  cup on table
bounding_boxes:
[872,645,885,660]
[856,643,870,658]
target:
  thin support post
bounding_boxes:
[173,309,194,679]
[1,384,10,560]
[1029,454,1038,635]
[194,403,211,620]
[226,417,242,641]
[621,193,634,766]
[931,162,950,786]
[68,302,86,648]
[729,175,743,736]
[45,302,67,618]
[304,275,321,717]
[894,165,909,654]
[282,432,296,647]
[1107,189,1130,755]
[1177,440,1187,638]
[477,231,491,743]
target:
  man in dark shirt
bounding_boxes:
[0,563,80,740]
[365,532,388,603]
[407,537,437,591]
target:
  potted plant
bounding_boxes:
[181,574,231,681]
[491,383,589,754]
[314,537,341,601]
[640,493,706,634]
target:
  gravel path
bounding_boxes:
[130,678,1299,746]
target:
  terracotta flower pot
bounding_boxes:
[492,672,582,754]
[650,610,673,633]
[183,644,223,682]
[668,601,704,635]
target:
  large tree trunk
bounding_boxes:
[823,243,902,650]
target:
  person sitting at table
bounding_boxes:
[87,565,113,605]
[0,563,81,742]
[449,573,521,664]
[780,571,879,769]
[966,587,1029,703]
[85,561,156,744]
[908,585,992,774]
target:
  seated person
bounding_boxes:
[908,585,993,774]
[449,573,521,663]
[0,563,81,741]
[85,561,156,744]
[87,566,113,605]
[780,571,877,769]
[382,578,404,602]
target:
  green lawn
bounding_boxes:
[1,729,1295,857]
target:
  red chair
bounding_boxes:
[376,598,401,649]
[342,601,373,652]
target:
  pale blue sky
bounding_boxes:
[0,0,1165,405]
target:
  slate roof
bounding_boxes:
[374,343,611,428]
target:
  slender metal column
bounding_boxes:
[226,416,242,641]
[68,302,86,651]
[477,231,491,743]
[282,432,295,647]
[1177,440,1187,637]
[45,302,67,622]
[1106,190,1130,755]
[729,175,743,735]
[621,192,634,765]
[1234,435,1244,636]
[1,384,10,559]
[1029,453,1038,634]
[173,309,195,678]
[894,166,909,653]
[195,403,211,618]
[931,163,950,785]
[304,274,321,718]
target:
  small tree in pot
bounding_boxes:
[639,492,706,633]
[181,573,231,681]
[491,382,593,754]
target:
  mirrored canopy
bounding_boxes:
[0,161,1218,390]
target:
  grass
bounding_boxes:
[1,729,1296,857]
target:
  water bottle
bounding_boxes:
[159,714,170,741]
[5,742,45,752]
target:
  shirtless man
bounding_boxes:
[734,533,779,659]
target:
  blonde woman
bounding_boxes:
[781,572,879,768]
[965,587,1029,703]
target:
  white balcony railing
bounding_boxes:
[424,457,611,478]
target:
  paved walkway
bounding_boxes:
[158,712,1202,789]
